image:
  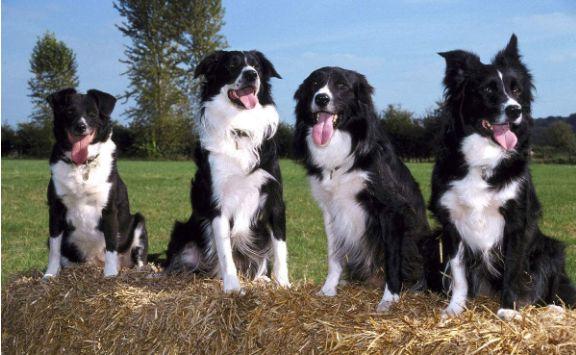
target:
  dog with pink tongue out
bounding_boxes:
[293,67,442,312]
[430,35,575,320]
[44,88,148,279]
[164,50,291,295]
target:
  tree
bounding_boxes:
[545,121,576,155]
[115,0,227,158]
[2,125,19,156]
[28,32,79,126]
[380,104,424,160]
[275,122,294,159]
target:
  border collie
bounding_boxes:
[293,67,440,311]
[430,35,576,320]
[165,50,290,293]
[44,88,148,278]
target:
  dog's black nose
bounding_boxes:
[505,105,522,120]
[243,70,258,82]
[315,93,330,107]
[75,121,87,134]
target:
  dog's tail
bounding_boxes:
[420,228,443,293]
[538,232,576,308]
[126,212,148,267]
[164,217,204,273]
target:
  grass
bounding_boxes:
[1,159,575,283]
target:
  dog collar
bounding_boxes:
[61,154,100,181]
[61,154,100,166]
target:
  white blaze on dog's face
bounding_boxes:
[294,67,373,150]
[194,50,282,111]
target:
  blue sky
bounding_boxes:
[2,0,575,126]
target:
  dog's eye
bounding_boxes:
[483,86,495,95]
[337,83,348,90]
[510,84,521,96]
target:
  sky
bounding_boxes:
[2,0,576,127]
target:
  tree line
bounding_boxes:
[2,0,575,162]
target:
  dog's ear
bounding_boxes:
[47,88,77,110]
[251,50,281,79]
[354,73,374,106]
[87,89,116,117]
[194,51,225,79]
[494,34,522,66]
[293,82,306,101]
[503,34,519,59]
[438,50,481,87]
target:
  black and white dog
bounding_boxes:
[44,88,148,278]
[430,35,576,319]
[165,50,290,293]
[293,67,440,311]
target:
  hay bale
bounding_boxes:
[2,266,575,354]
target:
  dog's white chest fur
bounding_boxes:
[50,140,116,259]
[440,134,520,253]
[201,99,279,241]
[308,130,369,247]
[208,152,272,237]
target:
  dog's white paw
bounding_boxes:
[317,287,337,297]
[103,251,119,277]
[441,304,465,319]
[275,277,291,289]
[376,301,395,313]
[376,292,400,313]
[103,267,119,278]
[545,304,565,314]
[254,275,271,283]
[223,276,244,295]
[497,308,522,321]
[42,273,57,280]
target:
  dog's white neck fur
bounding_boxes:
[306,128,353,171]
[441,133,521,270]
[199,85,279,170]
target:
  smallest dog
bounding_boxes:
[44,88,148,278]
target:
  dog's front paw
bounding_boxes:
[317,286,337,297]
[103,267,119,278]
[274,275,291,289]
[441,303,465,318]
[545,304,565,314]
[223,275,244,295]
[42,273,57,280]
[254,275,271,283]
[376,293,400,313]
[104,251,119,278]
[497,308,522,321]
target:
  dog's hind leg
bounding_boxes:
[130,213,148,269]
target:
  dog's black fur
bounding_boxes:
[293,67,441,300]
[430,35,575,312]
[165,51,287,284]
[45,88,148,277]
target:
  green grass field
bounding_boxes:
[2,160,575,283]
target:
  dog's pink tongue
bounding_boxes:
[492,124,518,150]
[68,132,93,165]
[237,87,258,109]
[312,113,334,147]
